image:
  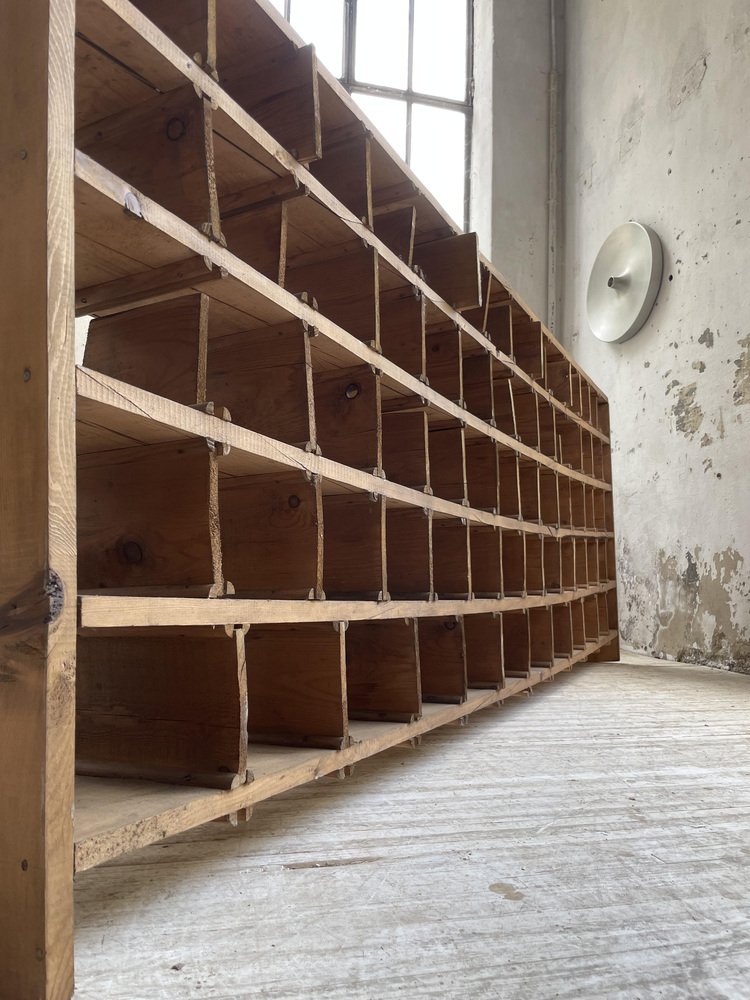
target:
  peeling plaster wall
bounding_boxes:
[562,0,750,671]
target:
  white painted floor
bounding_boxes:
[74,655,750,1000]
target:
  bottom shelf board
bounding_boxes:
[74,633,617,872]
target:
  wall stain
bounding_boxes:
[671,383,704,437]
[619,95,645,162]
[700,433,713,448]
[692,360,706,373]
[698,328,714,348]
[733,334,750,405]
[669,25,709,110]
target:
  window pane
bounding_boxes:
[410,104,466,226]
[353,93,407,159]
[290,0,344,77]
[355,0,409,89]
[412,0,467,100]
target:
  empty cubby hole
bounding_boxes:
[220,470,323,599]
[604,491,615,532]
[346,619,421,723]
[581,430,595,476]
[469,525,502,598]
[323,492,387,599]
[524,535,543,595]
[216,26,321,164]
[314,361,381,472]
[498,447,522,520]
[583,596,600,642]
[425,323,462,404]
[220,198,287,285]
[518,459,540,523]
[574,539,588,590]
[587,538,599,584]
[593,489,607,531]
[379,281,425,379]
[462,347,494,424]
[571,599,587,649]
[382,410,429,491]
[374,204,417,267]
[558,475,573,528]
[511,384,540,449]
[465,435,499,513]
[501,531,526,596]
[606,588,619,631]
[485,300,513,357]
[544,336,567,391]
[207,318,315,449]
[570,479,587,529]
[512,315,545,382]
[605,538,617,581]
[76,81,218,235]
[598,400,611,438]
[592,436,605,481]
[503,611,530,678]
[285,234,380,347]
[544,537,563,593]
[246,623,349,750]
[597,593,611,636]
[537,400,558,460]
[464,614,504,690]
[529,606,554,669]
[546,358,573,406]
[428,424,467,504]
[491,365,516,438]
[418,617,467,704]
[561,538,576,590]
[539,468,560,526]
[557,416,583,472]
[76,626,247,789]
[552,604,574,659]
[130,0,212,65]
[310,128,372,225]
[83,293,206,406]
[584,485,597,530]
[432,517,471,599]
[386,505,432,599]
[77,439,222,594]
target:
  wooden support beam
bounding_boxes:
[0,1,77,997]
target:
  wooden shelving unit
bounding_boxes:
[0,0,619,995]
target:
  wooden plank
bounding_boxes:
[0,1,77,997]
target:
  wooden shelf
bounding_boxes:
[1,1,620,995]
[73,633,617,873]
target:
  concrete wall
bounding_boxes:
[470,0,553,322]
[561,0,750,670]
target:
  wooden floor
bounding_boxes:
[73,654,750,999]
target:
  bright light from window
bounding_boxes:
[353,93,408,159]
[410,103,466,226]
[413,0,467,100]
[289,0,345,77]
[355,0,409,90]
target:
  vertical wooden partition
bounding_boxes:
[0,2,77,996]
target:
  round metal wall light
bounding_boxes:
[586,222,663,343]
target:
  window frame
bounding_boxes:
[282,0,474,230]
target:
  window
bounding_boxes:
[269,0,473,229]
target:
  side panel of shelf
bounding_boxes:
[0,2,77,998]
